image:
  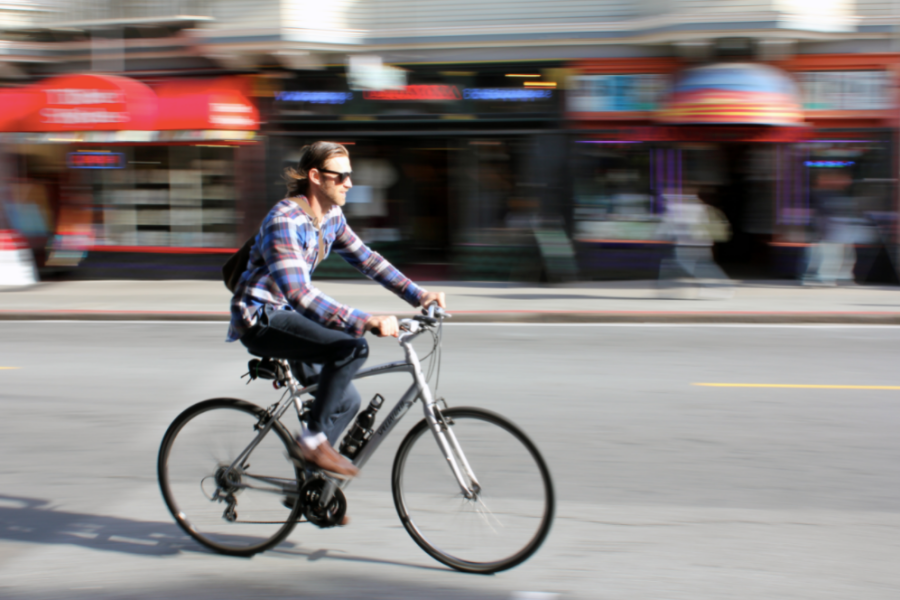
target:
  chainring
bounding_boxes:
[299,478,347,528]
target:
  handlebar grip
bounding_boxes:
[424,303,447,320]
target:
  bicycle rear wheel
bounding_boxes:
[158,398,303,556]
[392,407,554,573]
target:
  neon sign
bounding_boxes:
[463,88,552,101]
[805,160,855,168]
[363,85,461,101]
[275,91,354,104]
[67,151,125,169]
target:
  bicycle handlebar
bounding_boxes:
[367,303,449,337]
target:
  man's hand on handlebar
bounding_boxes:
[420,291,446,310]
[365,315,400,337]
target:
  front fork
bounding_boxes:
[427,403,481,499]
[404,341,482,500]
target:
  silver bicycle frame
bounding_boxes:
[224,314,481,505]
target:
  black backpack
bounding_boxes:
[222,236,255,293]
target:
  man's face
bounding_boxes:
[317,155,353,207]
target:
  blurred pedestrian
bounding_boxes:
[657,186,733,297]
[802,169,858,286]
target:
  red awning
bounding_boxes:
[0,74,258,134]
[16,73,158,132]
[0,89,33,132]
[153,77,258,131]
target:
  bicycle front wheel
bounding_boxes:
[158,398,303,556]
[392,407,554,573]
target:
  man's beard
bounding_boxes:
[328,189,346,207]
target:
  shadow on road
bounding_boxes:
[0,494,224,557]
[0,494,449,572]
[268,546,452,572]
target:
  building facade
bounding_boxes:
[1,0,898,280]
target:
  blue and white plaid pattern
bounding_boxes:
[227,198,426,341]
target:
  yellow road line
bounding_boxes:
[0,367,21,370]
[694,383,900,390]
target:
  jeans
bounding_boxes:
[659,246,731,286]
[239,305,367,446]
[803,242,856,285]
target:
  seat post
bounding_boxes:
[276,358,300,389]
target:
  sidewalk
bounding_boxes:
[2,279,900,323]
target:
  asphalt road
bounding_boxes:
[1,322,898,600]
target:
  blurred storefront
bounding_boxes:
[267,64,567,280]
[567,57,684,280]
[0,73,260,277]
[566,55,899,282]
[771,54,899,282]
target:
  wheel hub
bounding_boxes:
[214,464,243,492]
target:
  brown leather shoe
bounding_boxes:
[295,439,359,479]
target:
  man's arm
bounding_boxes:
[260,211,371,336]
[331,215,428,307]
[332,216,446,335]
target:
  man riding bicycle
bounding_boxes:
[226,141,446,480]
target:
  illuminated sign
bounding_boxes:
[805,160,855,168]
[67,151,125,169]
[275,91,354,104]
[363,85,461,101]
[463,88,552,101]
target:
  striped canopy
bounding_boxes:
[657,63,803,126]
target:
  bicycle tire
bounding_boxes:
[157,398,304,556]
[392,406,554,573]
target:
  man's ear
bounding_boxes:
[308,167,322,187]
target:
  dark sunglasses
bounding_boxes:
[318,168,352,184]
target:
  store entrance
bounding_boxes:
[329,139,453,277]
[683,142,777,277]
[398,143,452,264]
[286,132,550,281]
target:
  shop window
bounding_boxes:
[571,140,657,242]
[95,145,238,248]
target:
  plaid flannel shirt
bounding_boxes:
[227,198,426,341]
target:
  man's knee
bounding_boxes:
[331,337,368,367]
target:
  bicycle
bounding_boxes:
[157,305,555,574]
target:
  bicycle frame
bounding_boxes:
[222,317,481,506]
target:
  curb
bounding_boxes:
[2,310,900,324]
